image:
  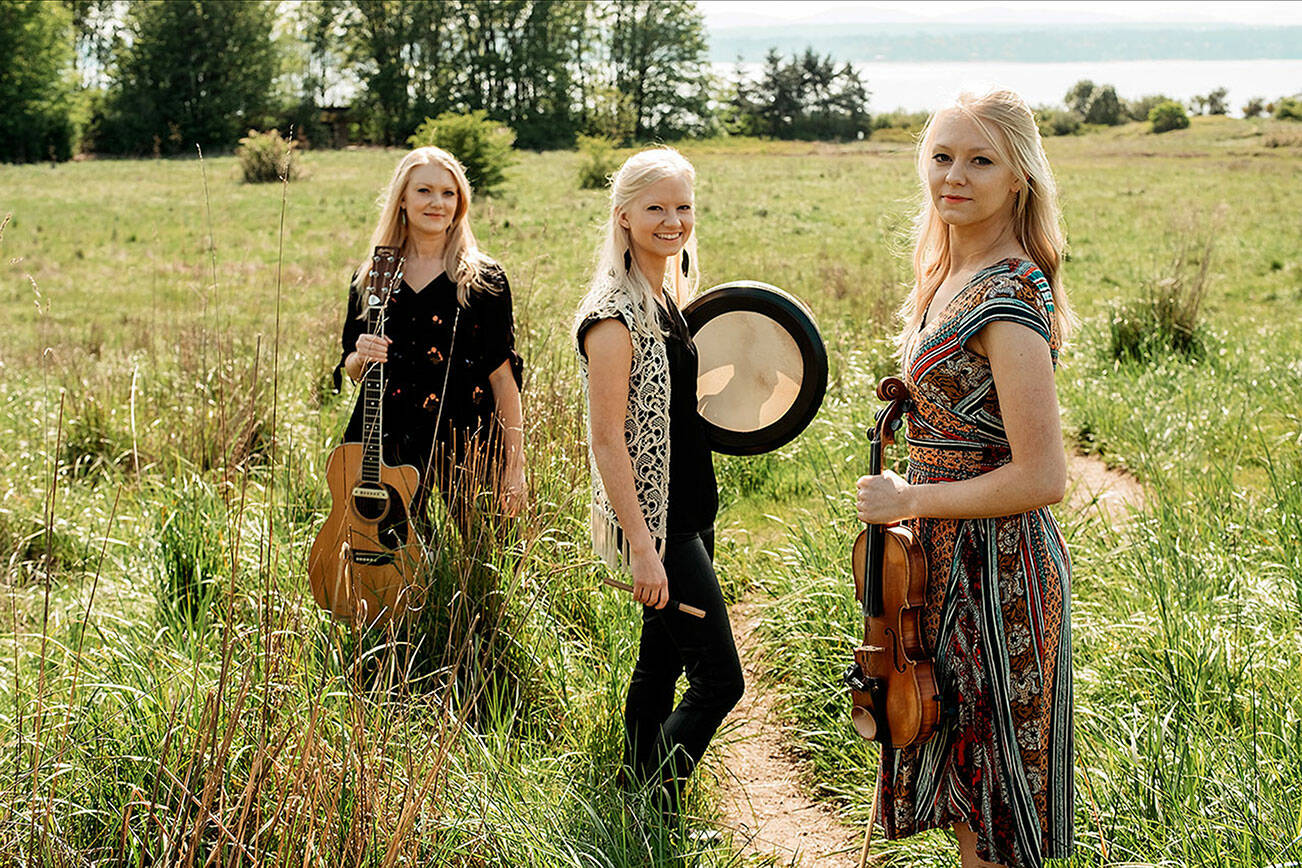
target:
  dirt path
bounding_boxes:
[714,452,1143,866]
[1065,453,1145,523]
[716,598,863,866]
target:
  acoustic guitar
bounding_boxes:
[308,246,423,626]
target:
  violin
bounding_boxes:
[844,376,940,748]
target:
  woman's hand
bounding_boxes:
[629,544,669,610]
[856,468,914,525]
[500,464,527,517]
[354,333,391,364]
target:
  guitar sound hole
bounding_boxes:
[351,483,410,550]
[352,484,389,521]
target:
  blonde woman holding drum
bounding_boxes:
[574,147,744,819]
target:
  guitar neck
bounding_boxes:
[360,308,385,482]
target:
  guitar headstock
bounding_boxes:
[364,245,404,310]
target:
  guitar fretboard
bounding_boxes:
[357,248,402,483]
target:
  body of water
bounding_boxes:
[715,58,1302,115]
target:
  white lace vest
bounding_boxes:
[575,285,670,569]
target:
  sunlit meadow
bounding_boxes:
[0,115,1299,864]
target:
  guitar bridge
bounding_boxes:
[350,549,395,566]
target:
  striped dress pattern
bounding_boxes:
[879,259,1074,868]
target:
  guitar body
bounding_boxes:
[308,442,422,626]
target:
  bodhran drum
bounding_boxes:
[683,281,827,455]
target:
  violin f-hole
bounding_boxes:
[884,626,907,674]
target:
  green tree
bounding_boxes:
[744,48,870,140]
[64,0,119,90]
[1064,79,1095,116]
[605,0,712,140]
[0,0,77,162]
[718,57,762,136]
[1083,84,1123,125]
[308,1,585,148]
[1205,86,1229,115]
[97,0,280,154]
[316,0,451,146]
[448,0,586,149]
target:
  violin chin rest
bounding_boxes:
[851,705,877,741]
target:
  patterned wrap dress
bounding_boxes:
[879,259,1074,868]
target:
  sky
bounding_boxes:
[697,0,1302,29]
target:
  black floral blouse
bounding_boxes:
[337,264,523,476]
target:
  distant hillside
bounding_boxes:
[709,25,1302,64]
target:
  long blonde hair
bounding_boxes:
[900,90,1075,355]
[355,146,496,307]
[574,147,700,339]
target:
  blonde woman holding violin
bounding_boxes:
[856,90,1076,868]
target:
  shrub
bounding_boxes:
[1243,97,1266,118]
[236,128,301,183]
[1064,79,1096,116]
[872,109,929,131]
[1148,101,1190,133]
[154,478,227,627]
[1126,94,1172,122]
[1035,106,1082,137]
[1107,215,1220,363]
[408,110,516,195]
[1263,130,1302,148]
[1274,96,1302,121]
[576,135,619,190]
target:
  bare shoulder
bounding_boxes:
[583,317,632,358]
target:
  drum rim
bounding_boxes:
[683,281,828,456]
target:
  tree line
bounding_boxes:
[1035,79,1302,136]
[2,0,874,162]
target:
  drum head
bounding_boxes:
[683,281,828,455]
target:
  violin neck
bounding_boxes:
[864,434,885,619]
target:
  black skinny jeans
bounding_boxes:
[623,529,745,809]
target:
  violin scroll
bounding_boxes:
[873,376,909,447]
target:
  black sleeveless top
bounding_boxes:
[659,297,718,534]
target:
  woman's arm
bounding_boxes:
[584,319,669,609]
[857,320,1067,523]
[488,360,527,516]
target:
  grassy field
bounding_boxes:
[0,115,1300,865]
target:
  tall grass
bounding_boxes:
[1,117,1300,863]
